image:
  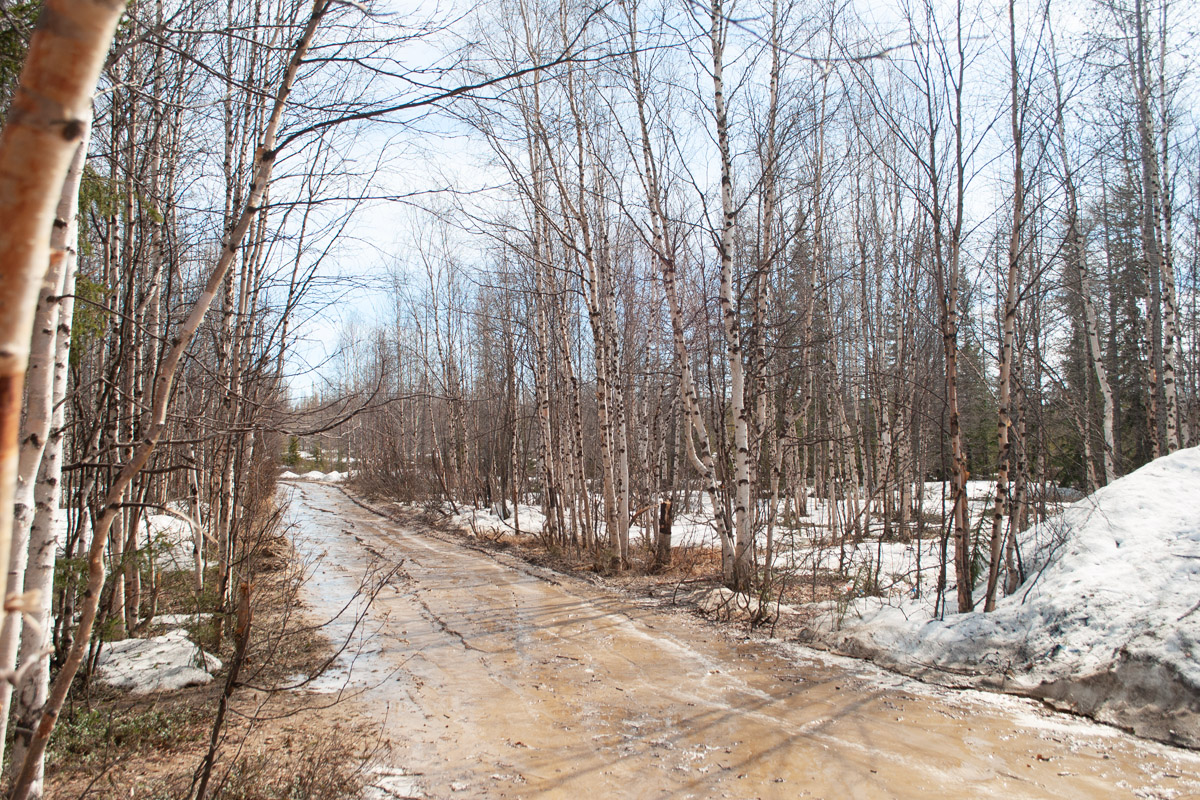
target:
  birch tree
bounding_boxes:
[984,0,1029,612]
[9,4,333,793]
[0,7,126,724]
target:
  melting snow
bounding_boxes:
[831,446,1200,746]
[446,504,546,537]
[290,470,347,482]
[139,513,197,572]
[95,629,222,694]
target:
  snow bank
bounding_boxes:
[446,503,546,538]
[290,469,347,482]
[280,470,300,479]
[688,587,798,622]
[140,513,196,572]
[831,446,1200,748]
[96,629,222,694]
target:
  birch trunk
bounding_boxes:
[9,121,88,796]
[188,446,204,593]
[753,0,782,549]
[1156,9,1179,452]
[985,0,1023,613]
[920,11,975,613]
[0,192,70,761]
[623,1,734,574]
[9,5,330,793]
[1134,0,1166,456]
[554,291,588,547]
[532,253,560,544]
[552,50,627,560]
[1049,25,1116,484]
[0,6,126,720]
[710,0,754,590]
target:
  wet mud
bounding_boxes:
[285,482,1200,800]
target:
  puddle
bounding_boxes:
[362,766,425,799]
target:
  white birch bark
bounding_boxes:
[10,5,330,793]
[7,113,91,795]
[1134,0,1166,455]
[623,0,734,573]
[710,0,754,590]
[1156,5,1179,452]
[1049,24,1116,483]
[0,199,70,759]
[188,446,204,593]
[985,0,1023,613]
[0,5,125,723]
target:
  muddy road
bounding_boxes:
[284,482,1199,799]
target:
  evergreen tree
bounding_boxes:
[285,437,301,468]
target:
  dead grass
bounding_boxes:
[43,535,380,799]
[343,486,926,644]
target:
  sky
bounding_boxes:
[279,0,1199,398]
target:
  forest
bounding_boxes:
[333,0,1198,607]
[0,0,1195,795]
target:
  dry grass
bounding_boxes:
[43,536,380,800]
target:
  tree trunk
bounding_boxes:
[8,5,330,793]
[985,0,1023,613]
[710,0,754,590]
[623,0,733,575]
[8,121,88,796]
[655,498,673,570]
[0,10,126,738]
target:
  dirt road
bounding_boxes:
[285,482,1199,799]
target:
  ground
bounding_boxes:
[40,470,1200,799]
[42,530,380,799]
[380,452,1200,753]
[283,480,1200,799]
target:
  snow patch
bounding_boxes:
[290,470,347,482]
[280,470,300,479]
[445,504,546,538]
[139,513,197,572]
[361,766,425,799]
[688,587,797,622]
[95,629,222,694]
[152,613,207,627]
[830,446,1200,748]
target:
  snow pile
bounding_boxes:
[446,503,546,538]
[96,629,222,694]
[831,446,1200,747]
[280,470,300,479]
[689,587,798,622]
[286,469,347,482]
[152,613,207,627]
[139,513,196,572]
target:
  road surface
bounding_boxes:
[284,481,1200,799]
